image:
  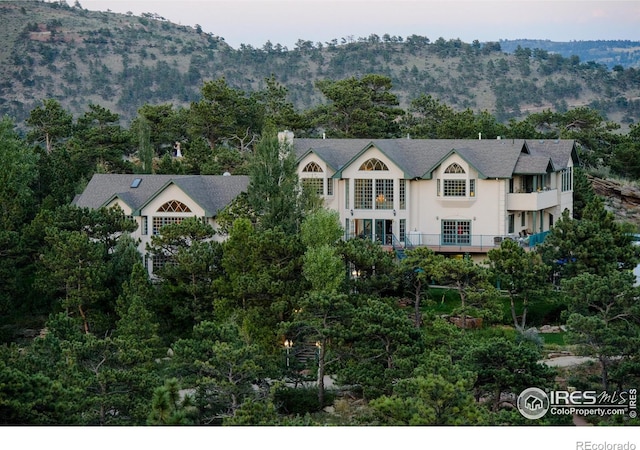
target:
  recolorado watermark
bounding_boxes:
[517,387,637,420]
[576,442,636,450]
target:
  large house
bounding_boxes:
[72,174,249,273]
[292,136,578,259]
[72,136,577,273]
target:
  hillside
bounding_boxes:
[500,39,640,69]
[2,1,640,128]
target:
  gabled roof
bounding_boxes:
[294,139,373,173]
[513,154,555,174]
[524,139,579,169]
[72,174,250,217]
[293,138,548,179]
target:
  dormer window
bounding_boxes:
[443,179,467,196]
[437,162,476,198]
[360,158,388,171]
[301,161,326,196]
[157,200,192,213]
[303,162,323,172]
[444,163,465,174]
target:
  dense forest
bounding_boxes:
[1,65,640,425]
[1,0,640,427]
[2,1,640,129]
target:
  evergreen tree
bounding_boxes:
[310,74,403,138]
[486,238,551,332]
[25,99,73,154]
[246,130,305,234]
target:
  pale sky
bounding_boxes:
[75,0,639,49]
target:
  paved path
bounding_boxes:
[573,415,592,426]
[542,355,595,367]
[542,355,596,426]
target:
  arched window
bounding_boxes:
[437,162,476,198]
[303,161,323,172]
[157,200,192,213]
[444,162,465,174]
[360,158,389,171]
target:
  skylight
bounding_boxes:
[131,178,142,188]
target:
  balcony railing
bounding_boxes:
[345,231,550,252]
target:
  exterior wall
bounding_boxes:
[559,158,574,217]
[137,184,207,260]
[409,155,504,247]
[296,141,574,255]
[339,146,406,243]
[297,153,339,211]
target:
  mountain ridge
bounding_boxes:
[2,1,639,128]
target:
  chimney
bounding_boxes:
[277,130,294,145]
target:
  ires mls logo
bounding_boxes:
[517,387,637,420]
[517,387,550,419]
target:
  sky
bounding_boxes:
[73,0,639,49]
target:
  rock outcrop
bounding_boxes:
[588,175,640,227]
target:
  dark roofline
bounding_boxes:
[332,141,413,178]
[131,178,218,217]
[297,148,338,173]
[422,148,489,180]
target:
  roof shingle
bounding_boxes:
[73,174,249,216]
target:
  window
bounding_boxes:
[302,178,323,196]
[303,162,323,173]
[301,162,326,196]
[354,179,373,209]
[444,162,465,174]
[521,212,525,227]
[399,219,406,243]
[508,214,515,234]
[399,179,406,209]
[375,179,394,209]
[442,220,471,245]
[443,179,467,197]
[142,216,148,235]
[345,179,350,209]
[360,158,388,171]
[152,253,172,273]
[561,167,573,192]
[440,162,476,198]
[327,178,334,196]
[157,200,191,213]
[152,216,183,235]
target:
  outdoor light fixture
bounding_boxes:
[284,339,293,368]
[393,209,396,216]
[350,209,353,216]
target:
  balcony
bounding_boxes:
[507,188,558,211]
[345,232,550,254]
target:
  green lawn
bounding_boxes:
[424,287,567,328]
[540,332,565,346]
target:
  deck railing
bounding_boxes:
[345,231,550,252]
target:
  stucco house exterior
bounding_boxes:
[72,174,249,273]
[293,136,578,259]
[72,136,577,272]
